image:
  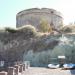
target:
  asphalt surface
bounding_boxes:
[22,67,75,75]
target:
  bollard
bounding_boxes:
[0,72,7,75]
[19,64,23,73]
[23,64,25,71]
[14,65,19,75]
[26,61,29,69]
[25,61,30,69]
[24,62,27,70]
[28,61,30,67]
[8,67,15,75]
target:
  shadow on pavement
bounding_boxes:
[70,70,75,75]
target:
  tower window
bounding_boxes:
[51,11,54,14]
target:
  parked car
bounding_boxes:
[48,63,59,69]
[62,63,75,70]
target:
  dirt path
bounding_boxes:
[22,67,75,75]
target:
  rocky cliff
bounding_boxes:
[0,28,75,67]
[0,27,61,65]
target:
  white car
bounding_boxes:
[48,64,59,69]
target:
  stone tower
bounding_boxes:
[16,8,63,30]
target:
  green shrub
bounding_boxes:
[0,29,5,32]
[17,25,36,31]
[62,27,72,33]
[39,18,52,33]
[17,25,37,36]
[5,27,17,33]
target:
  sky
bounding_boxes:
[0,0,75,28]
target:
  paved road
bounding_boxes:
[22,67,75,75]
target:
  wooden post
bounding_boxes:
[19,64,23,73]
[23,64,25,71]
[28,61,30,67]
[8,67,15,75]
[26,61,30,69]
[0,72,7,75]
[25,61,28,69]
[14,65,19,75]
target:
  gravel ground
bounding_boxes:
[22,67,75,75]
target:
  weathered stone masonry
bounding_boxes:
[16,8,63,30]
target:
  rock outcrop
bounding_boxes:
[0,28,75,67]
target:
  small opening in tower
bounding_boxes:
[51,11,54,14]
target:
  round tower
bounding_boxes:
[16,8,63,30]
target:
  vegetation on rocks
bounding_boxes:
[61,25,75,33]
[39,18,52,33]
[0,24,75,67]
[5,27,17,33]
[17,25,36,32]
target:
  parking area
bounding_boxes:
[24,67,75,75]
